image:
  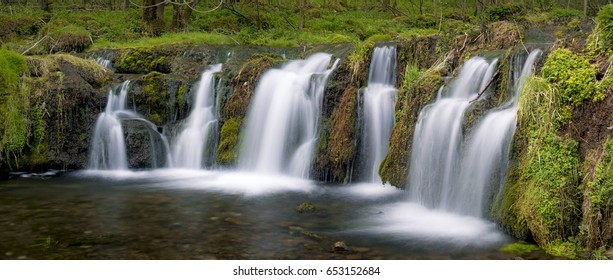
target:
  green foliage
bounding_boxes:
[591,4,613,52]
[500,242,540,254]
[588,138,613,216]
[541,49,598,107]
[485,3,525,21]
[0,49,29,166]
[216,118,240,166]
[545,238,584,259]
[548,8,584,21]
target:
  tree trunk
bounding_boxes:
[39,0,51,12]
[299,0,305,29]
[143,0,166,35]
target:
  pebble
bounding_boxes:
[17,256,27,260]
[84,230,92,235]
[5,252,13,256]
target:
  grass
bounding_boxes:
[90,32,238,50]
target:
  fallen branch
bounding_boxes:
[22,35,50,55]
[470,70,499,103]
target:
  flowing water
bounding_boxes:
[455,50,542,216]
[172,64,222,169]
[0,170,558,260]
[359,46,397,183]
[88,81,131,170]
[239,53,339,178]
[95,58,113,69]
[88,81,172,170]
[407,57,498,210]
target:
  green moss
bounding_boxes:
[216,118,240,166]
[502,71,586,254]
[500,242,540,254]
[115,47,171,74]
[140,71,170,124]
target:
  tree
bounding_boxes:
[143,0,166,35]
[171,0,200,31]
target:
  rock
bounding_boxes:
[334,241,349,252]
[296,202,317,213]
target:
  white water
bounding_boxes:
[172,64,222,169]
[89,81,173,170]
[239,53,339,178]
[96,58,113,69]
[88,81,131,170]
[454,49,542,216]
[361,46,397,183]
[407,57,498,210]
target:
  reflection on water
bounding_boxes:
[0,170,554,260]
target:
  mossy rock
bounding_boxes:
[216,118,240,166]
[131,71,175,125]
[115,47,172,74]
[44,25,92,53]
[297,202,317,213]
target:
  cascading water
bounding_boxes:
[89,81,172,170]
[407,57,498,210]
[96,57,113,69]
[239,53,339,178]
[454,49,542,216]
[172,64,222,169]
[360,46,397,183]
[88,81,131,170]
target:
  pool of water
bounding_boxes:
[0,170,555,260]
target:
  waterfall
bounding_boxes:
[360,46,397,183]
[454,49,542,216]
[239,53,339,178]
[96,57,113,69]
[407,57,498,210]
[88,81,131,170]
[172,64,222,169]
[89,81,173,170]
